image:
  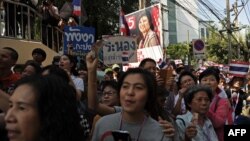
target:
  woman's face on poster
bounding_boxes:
[138,15,150,34]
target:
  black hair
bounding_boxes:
[139,58,156,68]
[32,48,47,59]
[13,75,84,141]
[3,47,19,61]
[52,55,61,66]
[63,54,78,76]
[137,10,154,31]
[42,65,70,83]
[184,85,213,111]
[199,67,220,83]
[24,60,42,74]
[101,80,118,92]
[117,68,159,120]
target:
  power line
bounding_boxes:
[167,11,200,31]
[242,0,250,24]
[182,0,213,21]
[209,0,225,10]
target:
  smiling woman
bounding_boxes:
[4,74,85,141]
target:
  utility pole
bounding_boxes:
[232,0,240,58]
[139,0,151,9]
[226,0,232,64]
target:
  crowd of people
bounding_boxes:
[1,39,250,141]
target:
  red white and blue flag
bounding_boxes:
[122,51,129,64]
[72,0,81,16]
[229,61,249,77]
[120,8,130,36]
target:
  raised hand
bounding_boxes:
[158,116,175,137]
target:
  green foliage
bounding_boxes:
[166,43,190,60]
[206,28,229,64]
[83,0,138,39]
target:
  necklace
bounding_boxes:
[119,112,147,141]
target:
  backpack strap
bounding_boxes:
[176,117,186,127]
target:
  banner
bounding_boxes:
[123,45,163,71]
[102,36,137,65]
[229,61,249,77]
[125,4,162,49]
[63,26,95,56]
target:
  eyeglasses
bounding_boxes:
[102,91,117,96]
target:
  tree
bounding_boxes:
[82,0,138,39]
[165,43,190,60]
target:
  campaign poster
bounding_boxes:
[123,4,163,71]
[125,3,163,49]
[102,35,137,65]
[63,26,95,56]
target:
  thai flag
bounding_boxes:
[72,0,81,16]
[229,61,249,77]
[122,51,129,64]
[119,8,130,36]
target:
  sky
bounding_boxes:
[207,0,250,26]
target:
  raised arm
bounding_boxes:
[86,41,116,116]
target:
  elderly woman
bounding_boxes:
[176,85,218,141]
[199,67,232,141]
[4,74,85,141]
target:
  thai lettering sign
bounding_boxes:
[64,26,95,56]
[102,36,137,65]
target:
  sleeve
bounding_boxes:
[206,98,230,128]
[74,78,84,92]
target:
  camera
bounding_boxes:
[43,0,50,6]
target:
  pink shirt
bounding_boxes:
[207,88,232,141]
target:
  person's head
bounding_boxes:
[139,58,157,74]
[42,65,70,83]
[77,66,87,80]
[59,54,78,76]
[100,80,119,106]
[21,61,42,78]
[52,55,61,67]
[199,67,220,92]
[4,75,84,141]
[32,48,46,65]
[184,85,213,115]
[112,64,120,73]
[104,68,113,80]
[229,76,245,89]
[13,64,24,74]
[138,11,153,35]
[117,68,158,120]
[177,71,197,90]
[0,47,18,69]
